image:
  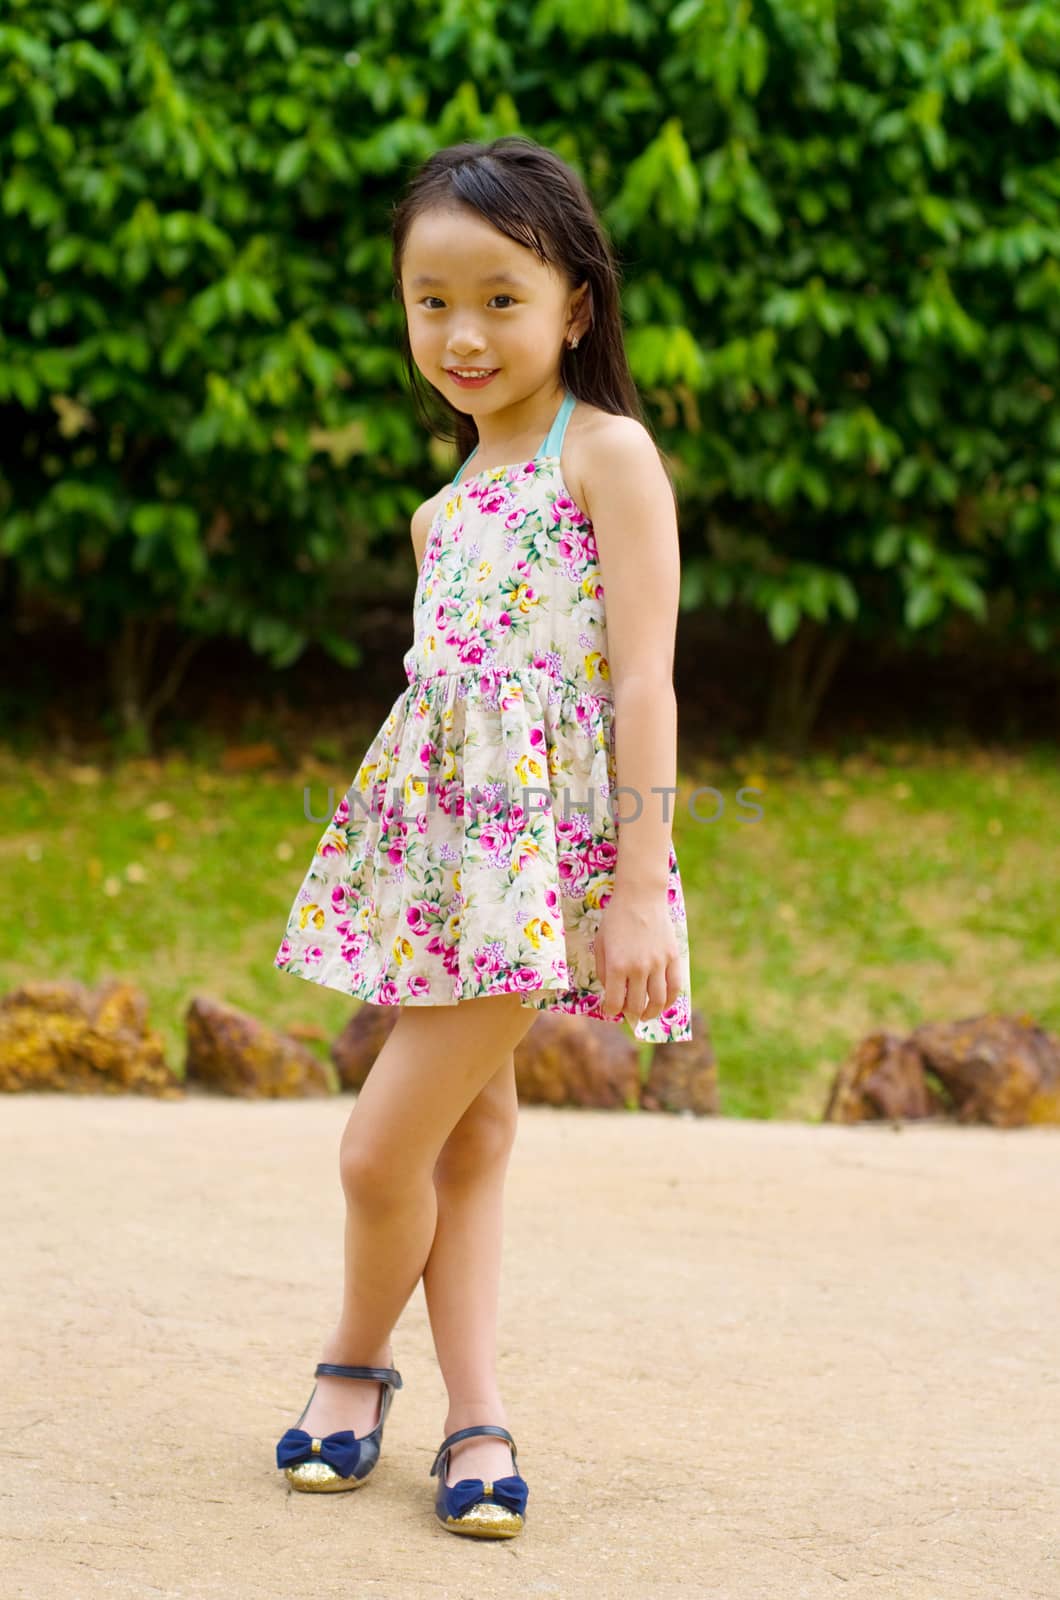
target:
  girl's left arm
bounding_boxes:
[582,416,682,897]
[581,418,684,1026]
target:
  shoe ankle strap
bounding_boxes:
[315,1362,403,1388]
[429,1424,516,1478]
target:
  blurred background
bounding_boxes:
[2,0,1057,1116]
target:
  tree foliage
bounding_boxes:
[1,0,1058,748]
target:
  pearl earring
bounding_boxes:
[569,336,580,349]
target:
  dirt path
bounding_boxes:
[2,1094,1056,1600]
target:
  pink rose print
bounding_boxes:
[405,902,434,936]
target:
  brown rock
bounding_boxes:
[184,995,331,1097]
[513,1012,640,1108]
[0,978,180,1097]
[93,980,151,1038]
[331,1003,400,1091]
[219,741,282,773]
[283,1021,332,1046]
[823,1030,943,1123]
[822,1012,1060,1126]
[640,1010,718,1114]
[911,1013,1060,1128]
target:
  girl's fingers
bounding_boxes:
[599,939,682,1026]
[597,930,625,1021]
[625,974,649,1022]
[602,979,627,1020]
[642,968,669,1022]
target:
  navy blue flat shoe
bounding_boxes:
[429,1424,528,1538]
[276,1362,403,1492]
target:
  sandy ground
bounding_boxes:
[1,1092,1057,1600]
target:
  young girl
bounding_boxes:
[272,135,694,1539]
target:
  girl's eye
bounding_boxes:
[419,295,517,309]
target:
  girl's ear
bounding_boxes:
[570,279,593,341]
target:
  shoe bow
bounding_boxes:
[447,1474,528,1519]
[276,1427,361,1478]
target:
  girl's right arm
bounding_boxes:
[410,489,444,574]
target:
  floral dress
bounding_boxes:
[274,388,694,1043]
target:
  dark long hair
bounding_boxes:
[390,136,670,490]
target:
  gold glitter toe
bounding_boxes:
[442,1497,525,1538]
[284,1457,371,1493]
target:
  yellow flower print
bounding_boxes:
[392,935,414,965]
[585,652,610,683]
[511,836,540,872]
[452,869,461,894]
[462,597,483,629]
[445,910,462,941]
[316,828,347,856]
[512,582,539,616]
[404,773,429,805]
[547,744,563,780]
[523,916,556,949]
[440,747,457,781]
[585,884,612,911]
[514,752,543,785]
[474,560,493,583]
[299,902,326,931]
[357,760,378,795]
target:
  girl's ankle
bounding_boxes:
[321,1336,394,1368]
[444,1400,508,1430]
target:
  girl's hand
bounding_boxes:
[595,887,683,1027]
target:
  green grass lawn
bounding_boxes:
[3,737,1057,1121]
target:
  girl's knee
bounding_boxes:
[338,1139,415,1207]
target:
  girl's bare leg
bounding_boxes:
[422,1050,522,1487]
[289,993,537,1445]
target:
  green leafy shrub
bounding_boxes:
[1,0,1057,749]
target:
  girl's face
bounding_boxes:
[400,205,588,408]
